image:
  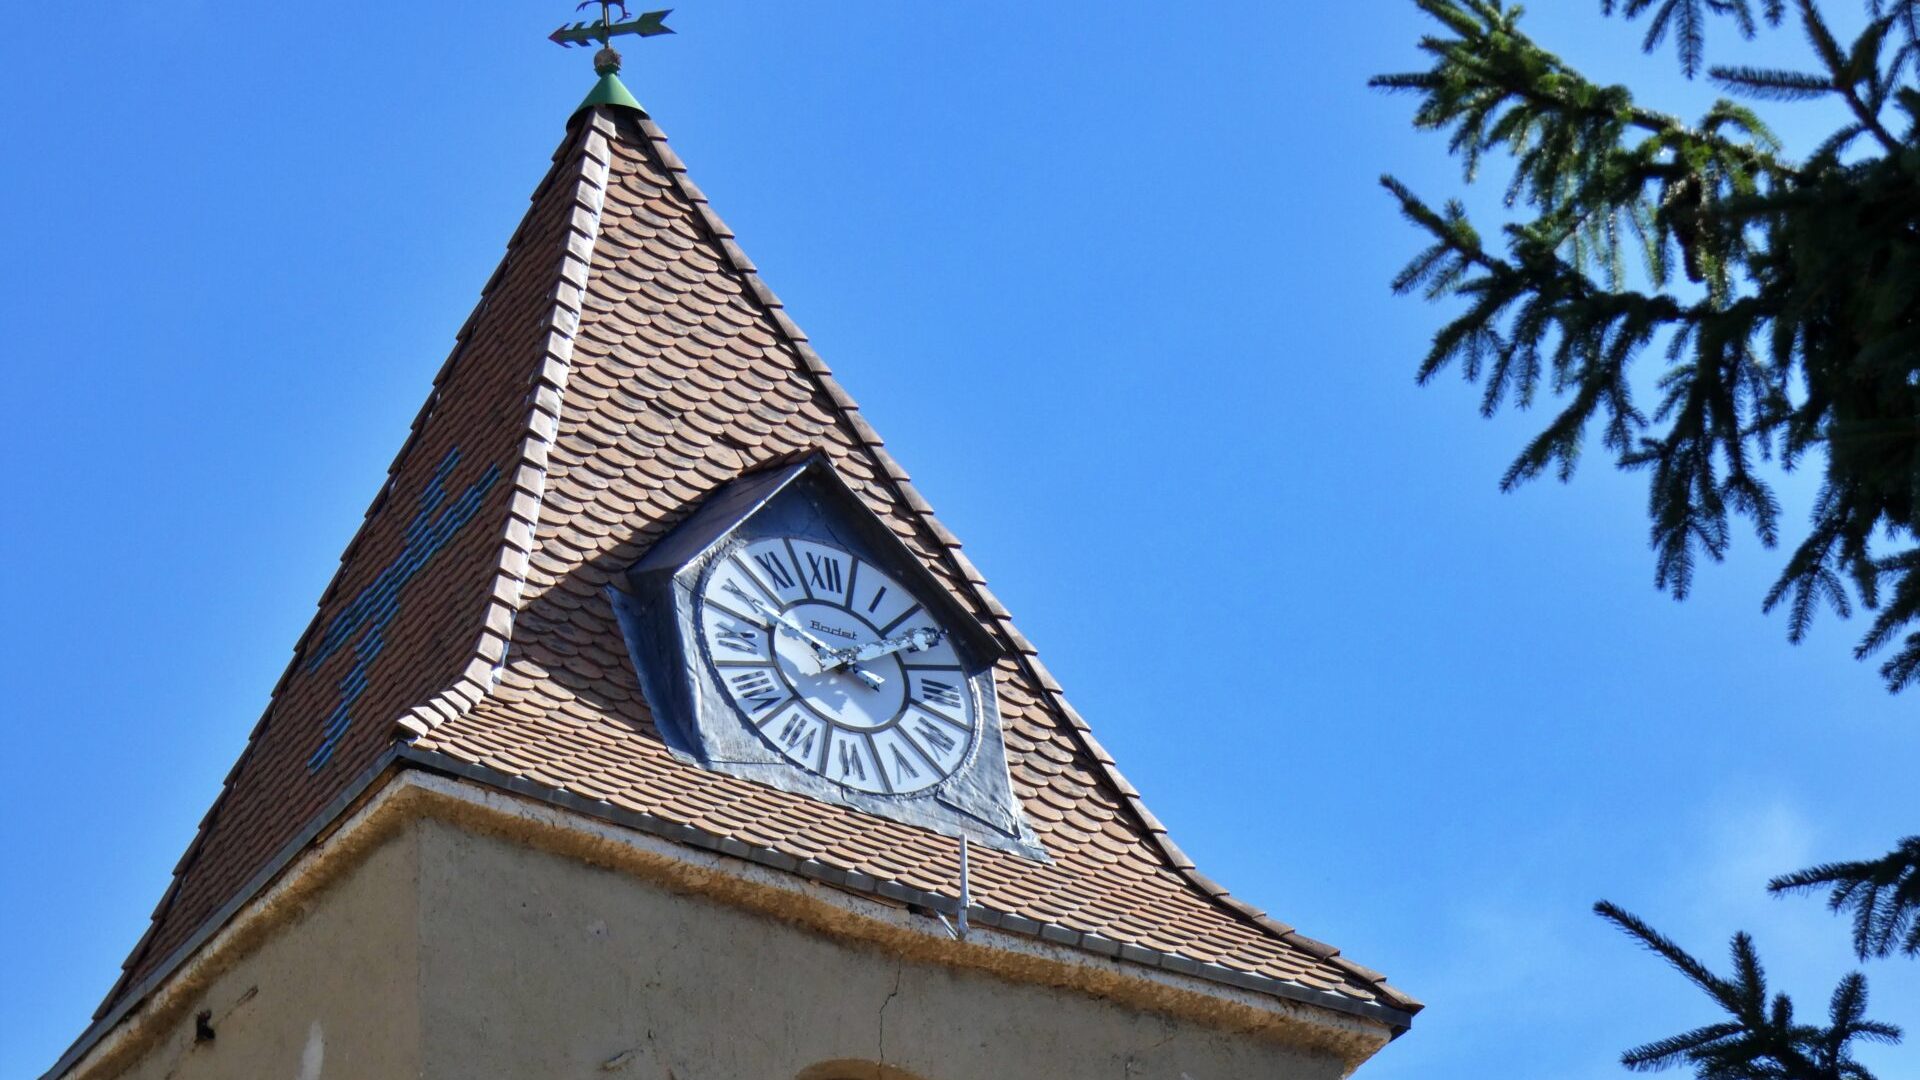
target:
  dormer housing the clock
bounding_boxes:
[46,53,1418,1080]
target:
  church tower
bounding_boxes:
[46,16,1417,1080]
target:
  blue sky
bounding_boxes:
[1,2,1913,1077]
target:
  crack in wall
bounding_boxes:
[876,955,904,1071]
[1123,1026,1180,1077]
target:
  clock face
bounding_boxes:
[695,536,977,795]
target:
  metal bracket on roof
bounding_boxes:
[936,837,971,941]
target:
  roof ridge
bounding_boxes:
[92,113,616,1022]
[393,109,619,744]
[614,111,1419,1014]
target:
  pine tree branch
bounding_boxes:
[1712,64,1837,100]
[1371,2,1800,181]
[1771,838,1920,959]
[1377,0,1920,691]
[1596,900,1898,1078]
[1793,0,1903,151]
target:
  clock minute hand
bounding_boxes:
[722,583,886,689]
[825,627,947,670]
[723,583,836,660]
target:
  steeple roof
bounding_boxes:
[89,87,1418,1041]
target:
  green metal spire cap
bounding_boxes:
[575,69,644,113]
[573,45,644,115]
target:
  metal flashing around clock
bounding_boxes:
[612,456,1043,859]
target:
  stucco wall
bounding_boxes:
[73,785,1379,1080]
[104,822,422,1080]
[416,817,1353,1080]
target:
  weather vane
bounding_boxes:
[550,1,673,74]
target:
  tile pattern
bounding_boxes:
[103,101,1416,1023]
[304,448,500,770]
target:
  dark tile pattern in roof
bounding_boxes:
[100,101,1416,1025]
[98,123,607,1015]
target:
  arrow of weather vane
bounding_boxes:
[550,2,673,48]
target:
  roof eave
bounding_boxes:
[46,748,1411,1079]
[43,746,411,1080]
[397,748,1420,1034]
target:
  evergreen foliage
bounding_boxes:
[1596,901,1901,1078]
[1377,5,1920,1076]
[1770,836,1920,958]
[1373,0,1920,691]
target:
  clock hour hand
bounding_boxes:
[722,583,887,689]
[824,627,947,670]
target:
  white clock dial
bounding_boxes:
[697,536,976,795]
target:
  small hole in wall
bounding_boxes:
[194,1010,216,1043]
